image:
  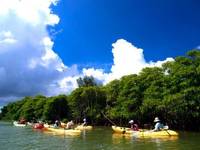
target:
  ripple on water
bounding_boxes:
[0,122,200,150]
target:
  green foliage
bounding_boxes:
[1,95,70,122]
[106,75,143,122]
[1,49,200,130]
[77,76,98,87]
[69,86,106,124]
[43,95,70,121]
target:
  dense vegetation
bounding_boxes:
[1,50,200,131]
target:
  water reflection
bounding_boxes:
[112,133,178,141]
[112,133,179,150]
[112,132,179,147]
[1,122,200,150]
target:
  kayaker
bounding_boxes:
[19,118,26,124]
[129,120,139,131]
[66,120,74,129]
[82,118,87,126]
[153,117,164,131]
[54,120,60,128]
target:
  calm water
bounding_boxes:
[0,122,200,150]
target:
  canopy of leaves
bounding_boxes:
[1,50,200,131]
[77,76,98,87]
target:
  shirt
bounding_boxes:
[154,122,163,131]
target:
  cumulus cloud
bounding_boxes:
[107,39,146,81]
[197,46,200,50]
[0,0,78,104]
[0,1,174,105]
[148,58,174,68]
[0,0,59,26]
[82,68,109,83]
[81,39,174,84]
[0,31,17,44]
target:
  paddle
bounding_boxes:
[163,125,171,136]
[101,112,129,134]
[101,111,117,126]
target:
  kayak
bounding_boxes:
[27,122,34,126]
[44,124,50,128]
[75,125,93,130]
[134,130,178,137]
[46,127,81,135]
[112,126,178,137]
[60,122,67,128]
[111,126,133,134]
[13,121,26,127]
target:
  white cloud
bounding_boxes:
[0,31,17,44]
[80,39,174,84]
[148,57,174,68]
[0,0,174,105]
[0,0,59,26]
[57,76,79,94]
[107,39,146,81]
[0,0,79,104]
[82,68,108,83]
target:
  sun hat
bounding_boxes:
[129,120,134,124]
[154,117,160,122]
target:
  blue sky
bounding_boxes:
[51,0,200,69]
[0,0,199,105]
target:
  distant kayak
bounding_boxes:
[13,121,26,127]
[46,127,81,135]
[112,126,178,137]
[75,125,93,130]
[27,122,34,126]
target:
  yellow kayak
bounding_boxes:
[112,126,178,137]
[135,130,178,137]
[60,122,67,128]
[75,125,93,130]
[112,126,134,134]
[46,127,81,135]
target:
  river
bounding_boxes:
[0,121,199,150]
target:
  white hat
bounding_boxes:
[154,117,160,122]
[129,120,134,124]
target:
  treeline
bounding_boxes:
[1,50,200,131]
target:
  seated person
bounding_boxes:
[19,118,26,124]
[153,117,164,131]
[66,120,74,129]
[54,120,60,128]
[129,120,139,131]
[82,118,87,126]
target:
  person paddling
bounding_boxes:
[54,120,60,128]
[129,120,139,131]
[82,118,87,126]
[66,120,74,129]
[153,117,164,131]
[19,118,26,124]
